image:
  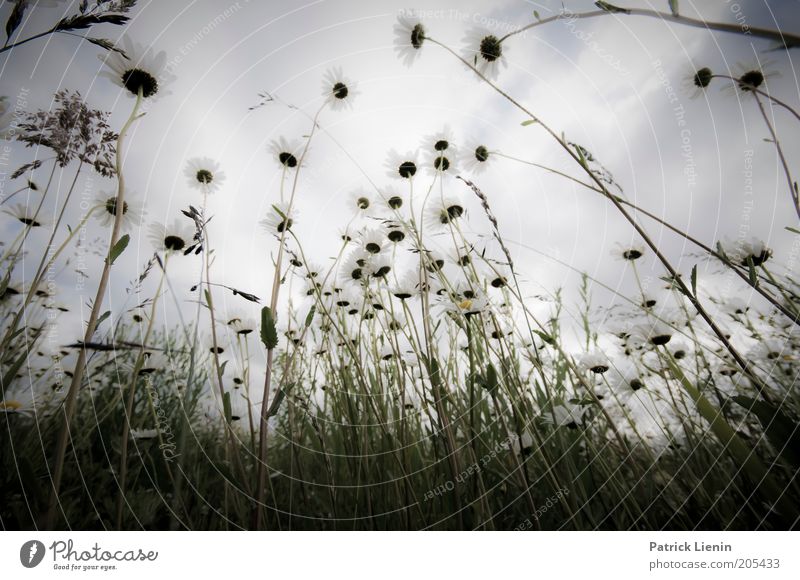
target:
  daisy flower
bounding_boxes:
[613,241,645,261]
[422,126,455,155]
[541,402,588,428]
[425,193,466,230]
[260,202,296,235]
[360,227,389,255]
[391,270,420,300]
[460,141,493,174]
[93,191,144,230]
[681,66,713,99]
[579,351,610,374]
[147,219,193,253]
[348,188,373,214]
[393,13,426,67]
[730,60,778,93]
[341,249,369,285]
[3,203,47,228]
[322,67,358,111]
[270,137,303,169]
[368,255,393,279]
[378,185,405,212]
[462,27,508,81]
[385,149,418,180]
[184,157,226,194]
[385,220,406,244]
[99,35,174,100]
[720,236,772,267]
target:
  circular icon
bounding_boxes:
[20,540,46,568]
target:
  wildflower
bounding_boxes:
[385,221,406,244]
[94,191,144,230]
[378,185,405,212]
[270,137,303,169]
[750,339,793,363]
[99,35,173,99]
[720,237,772,267]
[391,271,419,300]
[368,255,393,279]
[393,13,426,67]
[360,228,389,255]
[322,67,358,111]
[348,189,373,214]
[260,202,295,235]
[606,362,646,396]
[424,248,446,272]
[461,141,492,174]
[423,126,455,154]
[147,220,193,253]
[463,27,508,81]
[579,351,610,374]
[138,351,168,374]
[428,148,458,175]
[541,402,587,428]
[3,203,47,228]
[226,314,256,336]
[386,149,418,180]
[631,321,673,347]
[341,250,369,285]
[426,194,466,229]
[614,241,645,261]
[682,66,713,99]
[184,157,226,194]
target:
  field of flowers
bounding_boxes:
[1,1,798,530]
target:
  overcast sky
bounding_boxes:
[2,0,799,347]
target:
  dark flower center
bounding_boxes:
[275,217,292,232]
[410,23,425,49]
[434,139,449,151]
[388,195,403,209]
[674,349,686,360]
[744,249,771,267]
[479,35,502,63]
[388,230,405,243]
[373,265,391,278]
[394,291,412,300]
[434,155,450,171]
[105,197,128,216]
[650,334,672,346]
[357,196,370,209]
[589,364,609,374]
[122,69,159,98]
[630,378,644,391]
[278,152,298,168]
[738,70,764,91]
[332,82,348,99]
[623,249,642,260]
[491,276,506,288]
[19,217,41,227]
[475,145,489,162]
[350,268,363,280]
[196,169,213,184]
[439,203,464,224]
[398,161,416,178]
[693,67,713,89]
[164,235,185,251]
[366,242,381,254]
